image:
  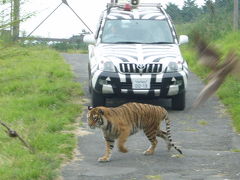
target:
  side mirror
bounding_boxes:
[179,35,189,45]
[83,34,96,45]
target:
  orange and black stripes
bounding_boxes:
[87,102,182,162]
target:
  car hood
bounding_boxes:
[95,44,184,64]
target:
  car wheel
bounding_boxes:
[172,91,185,110]
[92,90,106,107]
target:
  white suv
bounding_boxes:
[84,2,189,110]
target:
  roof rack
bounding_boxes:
[106,2,164,12]
[136,3,162,7]
[110,0,139,5]
[106,3,121,13]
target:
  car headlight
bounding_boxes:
[99,61,116,72]
[166,61,183,73]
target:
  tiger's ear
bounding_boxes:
[98,109,104,115]
[88,106,93,110]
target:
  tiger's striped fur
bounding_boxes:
[87,102,182,162]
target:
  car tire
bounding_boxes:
[172,91,185,110]
[92,90,106,107]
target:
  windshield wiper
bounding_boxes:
[146,42,173,44]
[114,41,143,44]
[106,41,173,44]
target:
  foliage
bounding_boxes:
[181,0,202,22]
[20,37,88,52]
[193,0,233,40]
[0,1,12,30]
[0,0,34,42]
[165,0,202,23]
[165,3,182,22]
[166,0,236,41]
[214,32,240,132]
[166,0,234,24]
[50,41,88,52]
[0,46,83,179]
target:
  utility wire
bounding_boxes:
[26,0,93,37]
[26,2,63,37]
[63,2,93,34]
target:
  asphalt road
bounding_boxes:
[61,53,240,180]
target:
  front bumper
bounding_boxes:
[91,70,188,98]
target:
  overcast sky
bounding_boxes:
[21,0,205,38]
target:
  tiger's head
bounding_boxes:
[87,106,104,129]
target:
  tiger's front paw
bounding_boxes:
[143,150,154,155]
[119,146,128,153]
[98,156,110,162]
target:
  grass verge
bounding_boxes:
[181,32,240,132]
[0,46,83,179]
[64,49,88,54]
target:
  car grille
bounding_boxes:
[119,63,162,74]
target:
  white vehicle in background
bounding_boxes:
[84,0,189,110]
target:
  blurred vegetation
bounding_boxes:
[213,33,240,132]
[181,33,240,132]
[168,0,240,132]
[49,41,88,53]
[19,39,88,53]
[167,0,240,132]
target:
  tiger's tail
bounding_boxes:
[164,114,183,154]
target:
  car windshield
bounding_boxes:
[101,19,174,44]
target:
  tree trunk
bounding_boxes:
[233,0,239,30]
[12,0,20,41]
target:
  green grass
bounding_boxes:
[231,149,240,152]
[0,46,83,179]
[64,49,88,54]
[146,175,163,180]
[198,120,208,126]
[182,31,240,132]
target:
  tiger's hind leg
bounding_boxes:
[157,130,171,151]
[98,138,115,162]
[143,129,158,155]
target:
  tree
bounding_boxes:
[0,0,11,29]
[202,0,215,14]
[181,0,202,22]
[0,0,32,42]
[165,3,182,23]
[12,0,20,41]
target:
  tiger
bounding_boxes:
[87,102,182,162]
